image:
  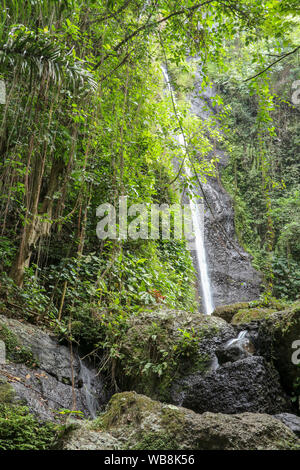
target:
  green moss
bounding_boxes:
[112,313,216,400]
[90,393,185,450]
[212,302,250,323]
[0,322,37,367]
[248,297,289,311]
[160,406,186,435]
[0,381,15,404]
[97,392,157,431]
[0,403,59,450]
[0,377,59,450]
[128,431,179,450]
[274,439,300,451]
[232,307,277,325]
[273,304,300,333]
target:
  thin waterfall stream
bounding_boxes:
[161,66,214,315]
[79,358,101,419]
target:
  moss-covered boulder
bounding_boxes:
[61,392,300,450]
[213,298,288,325]
[112,308,235,400]
[263,302,300,395]
[212,302,250,323]
[232,307,277,325]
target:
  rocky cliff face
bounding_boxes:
[0,315,105,421]
[190,72,261,309]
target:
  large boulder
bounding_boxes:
[112,308,235,400]
[212,302,250,323]
[212,299,287,325]
[0,314,105,421]
[105,308,291,415]
[229,302,300,396]
[60,392,300,450]
[171,356,291,414]
[232,307,277,325]
[263,302,300,394]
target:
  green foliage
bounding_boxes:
[95,311,213,400]
[46,242,196,351]
[0,403,59,450]
[272,255,300,300]
[0,25,96,89]
[0,237,16,269]
[217,54,300,300]
[0,0,298,388]
[0,271,57,323]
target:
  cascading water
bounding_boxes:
[224,330,255,356]
[79,358,101,419]
[161,66,214,315]
[225,330,248,349]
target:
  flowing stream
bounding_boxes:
[161,66,214,315]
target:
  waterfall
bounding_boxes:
[225,330,249,349]
[79,358,101,419]
[161,66,214,315]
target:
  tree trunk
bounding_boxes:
[10,157,65,287]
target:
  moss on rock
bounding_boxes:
[110,308,229,400]
[224,300,300,397]
[213,298,289,325]
[232,307,277,325]
[264,302,300,395]
[61,392,300,450]
[0,380,15,404]
[212,302,250,323]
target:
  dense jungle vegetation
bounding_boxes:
[0,0,299,362]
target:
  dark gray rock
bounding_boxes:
[113,308,237,400]
[216,330,255,364]
[274,413,300,437]
[0,314,75,383]
[216,344,249,364]
[0,315,105,420]
[171,356,291,415]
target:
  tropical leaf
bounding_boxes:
[0,25,97,91]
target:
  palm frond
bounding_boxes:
[0,25,97,91]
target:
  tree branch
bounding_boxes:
[244,46,300,82]
[93,0,216,70]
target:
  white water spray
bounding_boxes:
[161,66,214,315]
[225,330,248,349]
[79,358,100,419]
